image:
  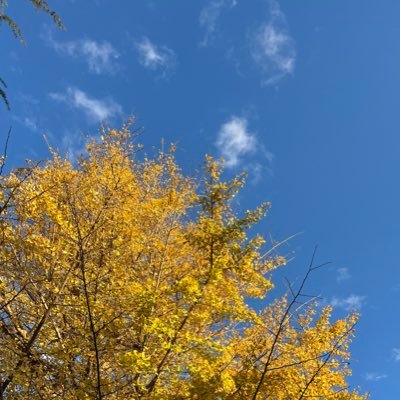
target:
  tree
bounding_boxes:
[0,127,366,399]
[0,0,63,109]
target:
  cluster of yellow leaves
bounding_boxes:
[0,128,366,399]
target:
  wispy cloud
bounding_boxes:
[214,115,274,179]
[13,116,38,132]
[215,116,257,168]
[337,267,350,282]
[49,87,122,123]
[46,34,120,74]
[199,0,237,46]
[11,93,41,132]
[61,130,92,163]
[135,37,176,76]
[251,0,296,85]
[44,128,92,164]
[330,294,365,311]
[364,372,388,381]
[392,348,400,362]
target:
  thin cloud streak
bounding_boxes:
[199,0,237,46]
[330,294,365,311]
[251,0,296,85]
[46,34,120,74]
[13,116,38,132]
[337,267,351,282]
[364,372,388,381]
[49,87,122,123]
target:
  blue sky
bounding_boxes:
[1,0,399,397]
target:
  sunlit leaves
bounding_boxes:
[0,129,365,399]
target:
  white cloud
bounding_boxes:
[215,116,257,168]
[199,0,237,46]
[12,94,41,132]
[135,37,176,76]
[337,267,350,282]
[61,130,92,163]
[392,348,400,362]
[49,87,122,123]
[364,372,388,381]
[330,294,365,311]
[13,116,38,132]
[251,0,296,85]
[47,35,119,74]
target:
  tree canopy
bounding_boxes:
[0,128,366,399]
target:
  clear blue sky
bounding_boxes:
[1,1,399,397]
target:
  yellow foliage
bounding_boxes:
[0,129,366,399]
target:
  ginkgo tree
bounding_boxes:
[0,127,366,399]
